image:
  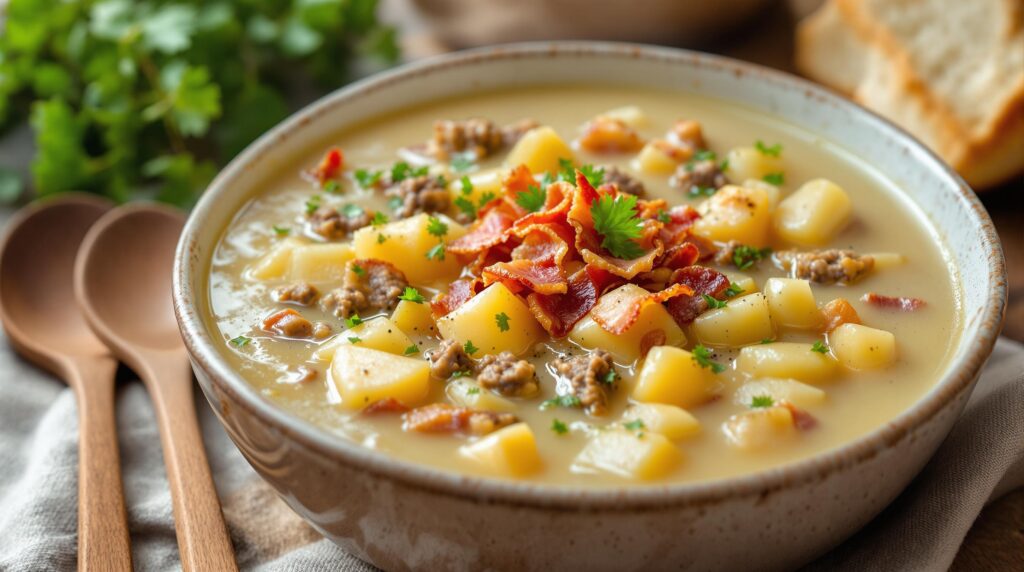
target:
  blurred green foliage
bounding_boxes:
[0,0,399,206]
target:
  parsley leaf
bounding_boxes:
[590,194,645,259]
[450,369,472,379]
[272,225,290,236]
[454,196,477,220]
[426,216,448,237]
[692,149,717,162]
[688,185,717,198]
[515,184,547,213]
[762,172,785,185]
[345,313,363,328]
[811,340,830,354]
[322,180,340,193]
[602,370,617,384]
[466,387,480,395]
[377,233,388,244]
[656,210,671,224]
[371,211,388,226]
[557,158,576,182]
[304,195,321,215]
[477,191,496,207]
[230,335,251,347]
[692,344,726,374]
[551,419,569,435]
[459,175,473,195]
[398,287,426,304]
[403,344,419,356]
[755,140,783,157]
[731,245,772,270]
[540,395,582,410]
[347,336,362,344]
[623,419,646,431]
[495,312,510,332]
[724,282,745,297]
[750,395,775,409]
[463,340,479,355]
[702,294,728,309]
[355,169,383,188]
[579,164,605,186]
[760,338,775,344]
[450,153,475,173]
[342,204,364,218]
[351,264,365,276]
[425,243,445,261]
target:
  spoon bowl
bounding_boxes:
[0,193,133,570]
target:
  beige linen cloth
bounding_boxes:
[0,328,1020,571]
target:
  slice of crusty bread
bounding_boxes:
[796,0,1024,190]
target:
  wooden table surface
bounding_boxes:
[387,0,1023,567]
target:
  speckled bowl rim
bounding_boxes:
[173,42,1007,510]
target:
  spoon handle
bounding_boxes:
[141,352,238,572]
[65,356,133,571]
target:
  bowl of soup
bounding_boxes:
[173,43,1005,570]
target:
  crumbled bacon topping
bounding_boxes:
[861,292,926,311]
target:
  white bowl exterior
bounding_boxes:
[175,44,1005,571]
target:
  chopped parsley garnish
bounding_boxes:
[450,369,472,379]
[702,294,728,309]
[623,419,646,432]
[345,313,363,328]
[354,168,383,188]
[425,243,446,261]
[495,312,510,332]
[557,158,576,182]
[377,233,387,244]
[351,264,365,276]
[762,172,785,185]
[540,395,582,410]
[811,340,830,354]
[755,140,783,157]
[342,204,364,218]
[551,419,569,435]
[304,195,321,215]
[347,336,362,344]
[719,158,730,171]
[751,395,775,409]
[692,344,726,374]
[732,244,772,270]
[578,164,605,186]
[556,159,605,186]
[760,338,775,344]
[322,179,340,193]
[229,335,251,348]
[463,340,479,355]
[272,225,290,236]
[403,344,420,356]
[477,191,496,206]
[426,216,448,237]
[540,171,556,188]
[591,193,645,259]
[466,387,481,395]
[515,184,547,213]
[435,174,448,188]
[724,282,745,297]
[688,185,717,198]
[398,287,426,304]
[387,196,404,211]
[370,211,388,226]
[454,196,477,220]
[656,210,671,224]
[460,175,474,195]
[693,149,717,162]
[602,370,617,384]
[450,153,475,173]
[390,161,429,182]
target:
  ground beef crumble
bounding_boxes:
[669,159,728,193]
[429,118,538,160]
[775,249,875,285]
[385,175,451,219]
[402,403,518,436]
[320,259,408,318]
[273,282,319,306]
[307,206,371,240]
[428,339,474,380]
[602,165,646,196]
[551,349,614,416]
[476,352,539,397]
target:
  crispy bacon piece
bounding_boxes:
[513,181,574,229]
[313,147,344,183]
[577,117,645,153]
[821,298,862,332]
[663,266,731,326]
[659,242,701,270]
[527,266,619,337]
[448,207,517,255]
[510,222,574,266]
[659,204,702,245]
[430,278,484,318]
[483,260,567,295]
[402,403,518,436]
[782,402,819,431]
[363,398,410,415]
[591,282,695,335]
[861,292,926,311]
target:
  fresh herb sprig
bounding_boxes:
[590,193,645,259]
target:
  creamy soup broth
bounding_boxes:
[206,86,961,486]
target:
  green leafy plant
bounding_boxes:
[0,0,399,206]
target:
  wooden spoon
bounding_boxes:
[0,194,132,571]
[73,203,237,572]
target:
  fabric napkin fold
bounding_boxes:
[0,331,1021,571]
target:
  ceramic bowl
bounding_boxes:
[172,43,1006,571]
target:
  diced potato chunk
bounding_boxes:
[723,407,795,451]
[506,126,575,174]
[634,140,686,175]
[774,178,852,246]
[447,168,505,208]
[446,379,516,412]
[460,423,542,477]
[249,238,304,281]
[692,292,774,348]
[632,346,716,408]
[391,299,437,337]
[351,213,466,285]
[569,284,687,363]
[736,342,838,383]
[315,317,413,362]
[330,345,430,409]
[829,323,897,370]
[622,403,701,441]
[735,378,826,409]
[763,278,822,330]
[574,429,681,480]
[600,105,648,128]
[437,283,544,355]
[741,178,781,209]
[288,243,355,284]
[693,185,772,247]
[725,146,785,183]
